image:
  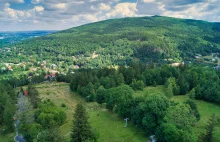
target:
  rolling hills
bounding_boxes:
[1,16,220,68]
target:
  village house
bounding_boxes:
[171,62,184,67]
[8,66,13,71]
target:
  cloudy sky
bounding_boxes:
[0,0,219,31]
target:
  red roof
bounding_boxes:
[24,90,28,96]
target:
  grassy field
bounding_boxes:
[35,82,147,142]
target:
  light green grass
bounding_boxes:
[37,82,147,142]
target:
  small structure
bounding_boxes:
[51,64,57,70]
[171,62,184,67]
[8,66,13,71]
[74,65,79,69]
[124,118,129,127]
[24,90,28,96]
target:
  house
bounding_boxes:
[51,64,57,70]
[74,65,79,69]
[24,90,28,96]
[8,66,13,71]
[171,62,184,67]
[51,73,56,78]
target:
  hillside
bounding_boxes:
[1,16,220,68]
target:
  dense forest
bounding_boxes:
[0,16,219,68]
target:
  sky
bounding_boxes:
[0,0,219,31]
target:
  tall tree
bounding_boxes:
[71,103,97,142]
[3,99,16,132]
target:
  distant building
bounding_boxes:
[24,90,28,96]
[171,62,184,67]
[74,65,79,69]
[51,64,57,70]
[8,66,13,71]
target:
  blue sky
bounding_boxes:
[0,0,219,31]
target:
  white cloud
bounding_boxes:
[106,3,137,18]
[99,3,111,11]
[0,0,219,31]
[33,20,39,23]
[34,6,44,12]
[31,0,41,4]
[53,3,67,10]
[143,0,155,3]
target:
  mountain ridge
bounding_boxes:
[1,16,219,67]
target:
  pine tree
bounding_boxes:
[199,114,217,142]
[71,103,97,142]
[3,99,16,132]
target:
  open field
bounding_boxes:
[35,82,147,142]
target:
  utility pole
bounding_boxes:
[124,118,129,127]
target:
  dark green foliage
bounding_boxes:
[0,83,16,133]
[130,79,145,91]
[71,103,97,142]
[106,85,133,118]
[156,104,197,142]
[96,86,106,104]
[141,94,170,135]
[185,100,200,121]
[3,99,16,132]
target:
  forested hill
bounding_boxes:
[1,16,220,68]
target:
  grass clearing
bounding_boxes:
[36,82,147,142]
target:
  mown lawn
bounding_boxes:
[36,82,147,142]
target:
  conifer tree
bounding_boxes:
[71,103,97,142]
